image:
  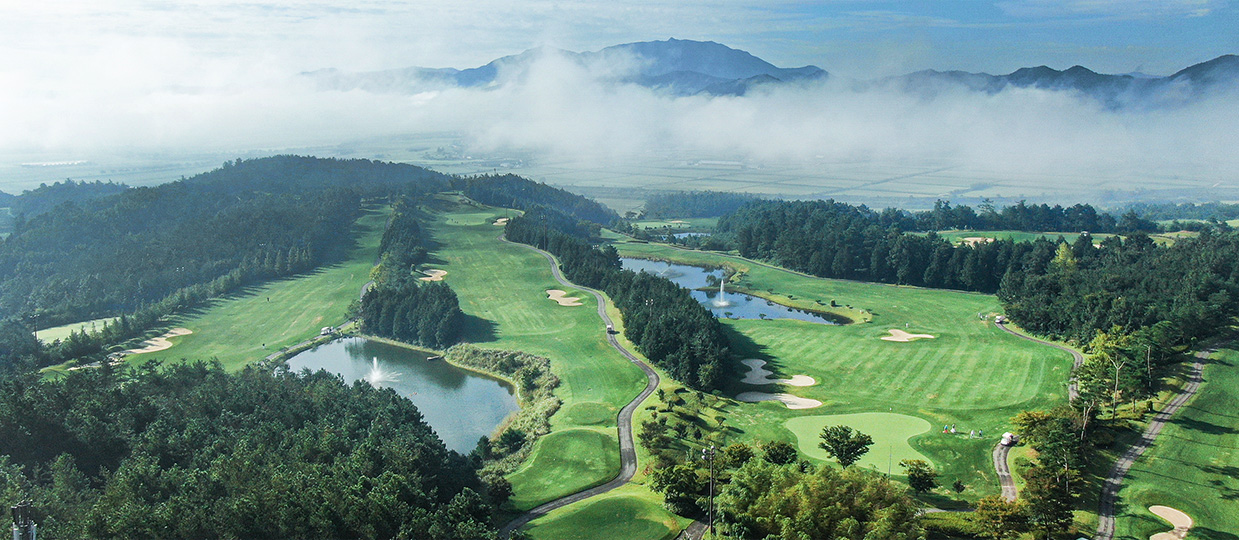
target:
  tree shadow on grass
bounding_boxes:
[1169,416,1239,435]
[459,314,498,343]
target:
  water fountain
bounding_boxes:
[711,278,731,308]
[364,357,398,386]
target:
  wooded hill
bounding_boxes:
[0,156,459,373]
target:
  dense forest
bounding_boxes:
[717,198,1239,348]
[1125,200,1239,222]
[0,361,498,539]
[0,156,457,373]
[506,206,730,389]
[361,197,464,349]
[452,174,617,225]
[999,231,1239,344]
[2,180,130,220]
[641,190,756,218]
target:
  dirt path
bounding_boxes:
[498,235,661,539]
[1095,349,1208,540]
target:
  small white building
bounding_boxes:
[320,327,334,336]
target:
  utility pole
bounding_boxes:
[1146,344,1153,389]
[702,445,716,538]
[11,500,37,540]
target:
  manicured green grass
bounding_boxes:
[631,217,717,230]
[786,413,933,472]
[506,428,622,510]
[419,196,680,534]
[1112,347,1239,540]
[612,239,1075,499]
[124,206,390,371]
[523,484,689,540]
[36,316,118,344]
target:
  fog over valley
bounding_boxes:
[3,25,1237,206]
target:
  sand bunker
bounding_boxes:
[124,328,193,354]
[669,220,687,224]
[881,329,936,342]
[546,289,583,306]
[420,269,447,281]
[736,392,822,409]
[1149,506,1193,540]
[493,218,509,226]
[740,359,816,386]
[962,237,995,246]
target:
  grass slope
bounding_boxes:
[420,196,679,535]
[522,484,688,540]
[614,239,1074,498]
[36,316,118,344]
[1112,347,1239,540]
[124,205,390,371]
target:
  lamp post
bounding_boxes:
[11,500,36,540]
[702,445,716,538]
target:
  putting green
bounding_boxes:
[786,413,933,472]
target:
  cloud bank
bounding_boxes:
[3,44,1237,191]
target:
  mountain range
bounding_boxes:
[306,38,1238,106]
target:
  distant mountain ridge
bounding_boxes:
[305,39,1238,105]
[304,38,827,96]
[886,54,1239,107]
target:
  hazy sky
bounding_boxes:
[1,0,1236,192]
[3,0,1235,80]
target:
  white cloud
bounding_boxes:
[996,0,1223,19]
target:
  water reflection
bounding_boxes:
[620,258,842,325]
[288,338,519,453]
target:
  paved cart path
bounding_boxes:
[498,235,661,539]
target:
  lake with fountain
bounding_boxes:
[287,337,519,453]
[620,258,843,324]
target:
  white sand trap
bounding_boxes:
[962,237,995,246]
[493,218,509,226]
[669,220,687,224]
[740,359,816,386]
[546,289,583,306]
[420,269,447,281]
[125,328,193,354]
[881,329,936,342]
[736,391,822,409]
[1149,506,1193,540]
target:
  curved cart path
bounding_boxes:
[992,443,1019,501]
[1095,349,1208,540]
[498,235,661,539]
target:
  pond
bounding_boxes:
[620,258,843,325]
[287,337,519,454]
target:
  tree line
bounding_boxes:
[453,174,618,226]
[505,206,730,389]
[0,156,459,374]
[0,361,500,539]
[361,197,464,350]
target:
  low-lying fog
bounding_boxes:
[4,45,1237,197]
